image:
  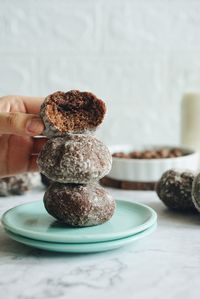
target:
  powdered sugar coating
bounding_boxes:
[37,134,112,184]
[44,183,115,226]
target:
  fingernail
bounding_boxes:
[26,118,44,135]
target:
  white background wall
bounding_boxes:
[1,0,200,147]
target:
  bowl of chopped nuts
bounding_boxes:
[106,145,199,186]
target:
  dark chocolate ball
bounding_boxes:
[40,90,106,137]
[37,134,112,184]
[44,183,116,227]
[156,169,196,211]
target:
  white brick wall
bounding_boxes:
[1,0,200,147]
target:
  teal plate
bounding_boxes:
[4,223,157,253]
[1,200,157,244]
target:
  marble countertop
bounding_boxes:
[0,184,200,299]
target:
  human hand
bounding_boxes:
[0,95,46,178]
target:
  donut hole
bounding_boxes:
[45,90,106,134]
[43,183,115,226]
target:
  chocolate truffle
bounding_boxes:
[192,173,200,212]
[40,90,106,137]
[0,174,33,196]
[156,169,196,211]
[37,134,112,184]
[44,183,115,226]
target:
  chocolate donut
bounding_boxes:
[156,169,196,211]
[40,90,106,137]
[0,174,33,196]
[37,134,112,184]
[44,183,115,226]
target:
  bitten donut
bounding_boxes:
[156,169,196,211]
[40,90,106,137]
[44,183,115,226]
[37,134,112,184]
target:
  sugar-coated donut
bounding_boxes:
[37,134,112,184]
[0,174,34,196]
[156,169,196,211]
[44,183,115,226]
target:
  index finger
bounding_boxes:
[21,96,44,114]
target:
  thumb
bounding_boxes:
[0,112,44,136]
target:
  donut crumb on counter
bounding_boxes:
[112,148,185,159]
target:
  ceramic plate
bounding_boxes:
[4,223,157,253]
[1,199,157,244]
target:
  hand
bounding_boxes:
[0,95,46,178]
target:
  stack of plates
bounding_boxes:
[1,200,157,253]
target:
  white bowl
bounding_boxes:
[108,145,199,182]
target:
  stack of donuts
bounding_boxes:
[38,90,115,227]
